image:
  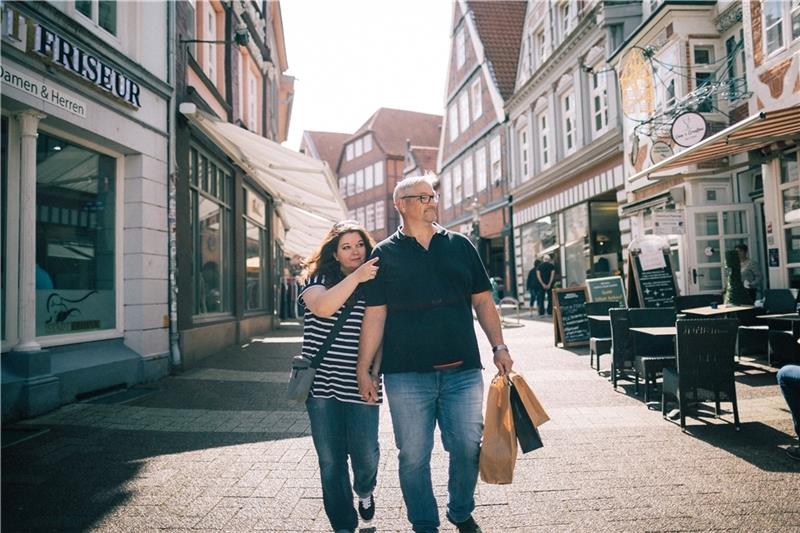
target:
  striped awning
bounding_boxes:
[628,104,800,182]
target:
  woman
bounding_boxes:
[298,220,381,533]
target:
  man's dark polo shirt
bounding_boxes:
[364,226,492,373]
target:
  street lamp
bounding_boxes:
[470,197,481,248]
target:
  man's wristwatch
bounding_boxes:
[491,344,509,353]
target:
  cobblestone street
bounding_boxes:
[3,316,799,532]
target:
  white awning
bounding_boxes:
[179,103,346,257]
[629,104,800,182]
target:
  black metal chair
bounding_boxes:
[586,301,615,373]
[628,307,677,403]
[609,308,636,390]
[768,320,800,367]
[740,289,796,360]
[674,294,723,314]
[662,318,740,430]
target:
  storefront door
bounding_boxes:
[687,205,754,294]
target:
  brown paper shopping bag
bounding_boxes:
[479,374,517,484]
[509,372,550,427]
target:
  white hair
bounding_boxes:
[393,173,437,204]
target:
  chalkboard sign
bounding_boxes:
[586,276,626,306]
[629,251,677,308]
[553,287,589,347]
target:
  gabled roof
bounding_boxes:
[303,130,350,171]
[405,145,439,175]
[354,108,442,157]
[467,0,527,101]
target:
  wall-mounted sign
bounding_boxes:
[1,64,87,117]
[650,141,674,164]
[671,112,707,147]
[768,247,780,268]
[33,25,142,109]
[653,210,685,235]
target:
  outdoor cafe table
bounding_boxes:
[587,314,610,322]
[681,304,755,317]
[757,313,800,321]
[629,326,677,337]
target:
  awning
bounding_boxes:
[629,104,800,182]
[179,103,347,257]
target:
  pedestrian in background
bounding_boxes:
[357,175,513,533]
[735,244,762,302]
[526,259,542,315]
[536,254,556,316]
[299,220,382,533]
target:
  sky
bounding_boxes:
[280,0,453,151]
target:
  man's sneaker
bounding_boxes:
[358,494,375,521]
[786,445,800,461]
[446,513,482,533]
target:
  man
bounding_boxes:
[357,175,513,533]
[778,364,800,461]
[526,259,542,316]
[536,254,556,316]
[735,244,762,302]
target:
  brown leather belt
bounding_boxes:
[433,360,464,370]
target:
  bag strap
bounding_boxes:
[309,301,355,369]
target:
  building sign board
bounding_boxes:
[671,112,707,147]
[1,63,87,117]
[650,141,674,164]
[653,210,685,235]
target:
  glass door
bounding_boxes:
[687,205,754,294]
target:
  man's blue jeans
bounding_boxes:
[778,364,800,440]
[384,368,484,533]
[306,397,380,532]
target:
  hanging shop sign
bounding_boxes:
[1,63,87,118]
[32,24,142,109]
[671,112,707,147]
[650,141,674,164]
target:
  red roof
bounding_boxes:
[304,131,350,171]
[354,108,442,157]
[467,0,527,101]
[408,146,439,174]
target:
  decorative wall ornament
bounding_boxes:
[715,2,743,33]
[619,49,655,118]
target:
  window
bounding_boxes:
[695,72,715,113]
[558,1,571,41]
[590,64,609,136]
[453,163,463,204]
[244,187,267,311]
[665,78,676,109]
[463,157,474,199]
[339,177,347,197]
[725,33,747,99]
[366,203,375,232]
[525,32,534,74]
[374,162,384,186]
[248,70,257,132]
[206,7,217,83]
[347,173,355,196]
[518,125,529,180]
[475,147,487,191]
[365,165,374,190]
[238,55,245,123]
[363,134,372,153]
[190,145,233,315]
[448,104,459,142]
[75,1,117,35]
[793,0,800,41]
[561,91,575,154]
[356,169,364,194]
[536,29,547,67]
[356,207,365,227]
[471,79,482,119]
[459,91,470,133]
[35,132,118,336]
[354,138,363,158]
[375,201,385,230]
[346,144,354,161]
[442,171,452,209]
[608,23,624,52]
[490,136,502,183]
[538,111,550,168]
[765,1,784,54]
[456,26,466,68]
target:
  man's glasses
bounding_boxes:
[401,193,439,204]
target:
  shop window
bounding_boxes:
[35,132,117,336]
[475,147,487,191]
[564,203,589,286]
[190,145,232,315]
[471,79,482,119]
[520,215,560,292]
[244,187,267,311]
[463,157,474,199]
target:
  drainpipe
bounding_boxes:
[166,0,182,368]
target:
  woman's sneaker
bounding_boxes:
[358,494,375,521]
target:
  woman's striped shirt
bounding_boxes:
[299,275,383,404]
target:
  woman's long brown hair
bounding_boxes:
[301,221,376,288]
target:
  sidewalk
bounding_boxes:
[3,316,799,532]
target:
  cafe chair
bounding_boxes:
[674,294,723,314]
[763,289,797,314]
[609,308,636,390]
[767,321,800,367]
[628,307,677,404]
[740,288,797,360]
[586,301,616,373]
[662,318,740,430]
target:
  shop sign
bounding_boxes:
[32,24,142,109]
[653,210,685,235]
[671,112,707,147]
[1,64,87,118]
[246,190,266,225]
[650,141,674,164]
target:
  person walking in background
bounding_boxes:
[526,259,542,316]
[298,220,382,533]
[357,175,513,533]
[536,254,556,316]
[778,364,800,461]
[735,244,763,302]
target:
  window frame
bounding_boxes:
[590,63,609,137]
[442,171,453,209]
[243,186,268,312]
[448,104,459,142]
[517,122,529,181]
[471,79,482,119]
[453,162,463,205]
[560,90,576,156]
[73,0,119,39]
[463,155,474,199]
[475,146,487,191]
[490,135,502,184]
[455,25,466,68]
[458,91,470,133]
[537,110,550,170]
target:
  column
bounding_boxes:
[14,110,46,353]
